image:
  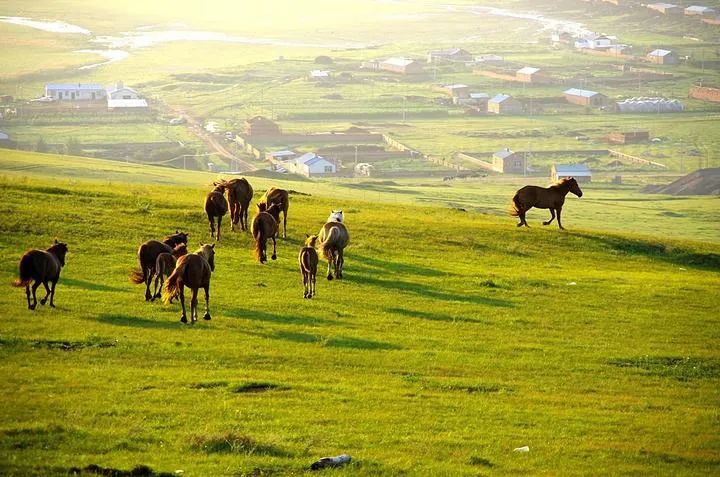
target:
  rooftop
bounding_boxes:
[648,49,673,56]
[489,94,512,103]
[564,88,601,98]
[46,83,105,91]
[381,57,418,67]
[554,164,592,175]
[517,66,540,75]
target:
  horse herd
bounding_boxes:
[13,177,582,321]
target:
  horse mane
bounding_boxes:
[550,178,573,189]
[194,244,214,261]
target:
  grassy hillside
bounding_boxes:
[0,152,718,476]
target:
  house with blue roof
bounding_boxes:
[564,88,608,107]
[45,83,106,101]
[488,94,522,114]
[552,164,592,183]
[294,152,337,177]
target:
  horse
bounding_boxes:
[218,178,254,232]
[251,202,280,263]
[299,235,319,298]
[163,243,215,324]
[13,240,68,310]
[151,243,188,302]
[510,177,583,230]
[205,183,228,241]
[318,217,350,280]
[327,210,344,223]
[129,230,189,301]
[259,187,289,238]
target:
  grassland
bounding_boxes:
[0,150,718,476]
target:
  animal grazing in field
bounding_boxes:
[218,178,254,232]
[510,177,583,230]
[129,230,189,301]
[205,183,229,241]
[318,215,350,281]
[299,235,319,298]
[259,187,289,238]
[151,243,188,302]
[13,240,68,310]
[327,210,344,223]
[251,202,280,263]
[163,243,215,324]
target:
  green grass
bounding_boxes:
[0,151,718,475]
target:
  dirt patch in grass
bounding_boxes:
[231,381,288,393]
[468,456,494,467]
[190,432,292,457]
[608,356,720,381]
[31,338,117,351]
[189,381,229,390]
[68,464,175,476]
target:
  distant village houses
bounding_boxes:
[647,3,683,15]
[427,48,473,64]
[244,116,281,137]
[378,57,424,75]
[493,148,526,174]
[293,152,337,177]
[45,83,106,101]
[309,70,332,81]
[552,164,592,183]
[647,49,678,65]
[574,34,617,50]
[474,54,505,66]
[608,131,650,144]
[488,94,523,114]
[516,67,548,84]
[564,88,608,107]
[685,5,715,16]
[438,84,471,99]
[106,81,148,110]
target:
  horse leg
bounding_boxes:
[543,209,556,226]
[191,288,199,323]
[520,209,530,227]
[230,203,237,231]
[30,281,41,310]
[144,268,153,301]
[283,211,287,239]
[326,254,334,281]
[557,207,565,230]
[49,280,57,308]
[209,216,215,239]
[179,287,187,323]
[40,280,51,305]
[243,206,249,231]
[271,236,277,261]
[311,270,316,297]
[203,284,211,320]
[337,250,344,279]
[217,216,222,241]
[25,283,32,310]
[303,271,309,298]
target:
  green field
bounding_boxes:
[0,150,718,476]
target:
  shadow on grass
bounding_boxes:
[226,308,343,326]
[248,329,401,350]
[97,314,179,329]
[63,278,125,292]
[352,253,449,278]
[355,274,513,307]
[385,307,488,324]
[572,232,720,271]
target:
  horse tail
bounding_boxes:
[13,254,33,287]
[162,259,185,305]
[320,227,337,262]
[509,193,521,217]
[254,225,265,262]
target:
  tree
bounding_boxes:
[35,137,48,153]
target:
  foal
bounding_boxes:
[299,235,319,298]
[151,243,188,302]
[14,240,68,310]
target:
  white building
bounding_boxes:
[45,83,106,101]
[107,81,141,100]
[295,153,337,177]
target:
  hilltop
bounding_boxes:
[0,152,718,475]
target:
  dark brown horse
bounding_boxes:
[251,202,280,263]
[510,177,583,230]
[151,243,188,302]
[318,220,350,280]
[163,243,215,324]
[14,240,68,310]
[299,235,319,298]
[205,183,228,241]
[259,187,289,238]
[218,178,254,232]
[129,231,189,301]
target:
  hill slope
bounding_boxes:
[0,153,718,476]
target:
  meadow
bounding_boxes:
[0,150,718,475]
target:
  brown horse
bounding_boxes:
[129,231,189,301]
[218,178,254,232]
[251,203,280,263]
[14,240,68,310]
[151,243,188,302]
[299,235,319,298]
[205,183,228,241]
[318,219,350,280]
[510,177,583,230]
[259,187,289,238]
[163,243,215,324]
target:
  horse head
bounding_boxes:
[173,243,188,257]
[212,181,226,193]
[566,177,583,198]
[305,234,319,247]
[328,210,344,223]
[198,242,216,272]
[49,240,69,266]
[256,202,267,213]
